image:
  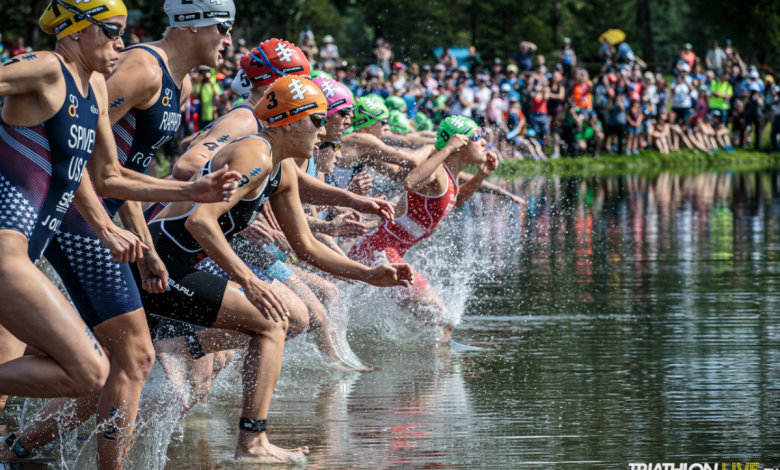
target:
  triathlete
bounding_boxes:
[0,1,243,466]
[335,95,435,190]
[0,0,133,416]
[140,77,413,462]
[348,116,498,343]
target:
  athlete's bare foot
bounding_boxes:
[436,325,454,345]
[235,432,309,464]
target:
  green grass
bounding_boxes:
[484,149,780,178]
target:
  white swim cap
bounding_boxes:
[231,70,251,99]
[164,0,235,28]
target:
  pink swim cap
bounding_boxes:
[312,77,353,117]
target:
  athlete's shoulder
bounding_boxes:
[2,50,62,83]
[225,135,273,162]
[109,46,163,87]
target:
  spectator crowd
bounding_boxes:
[3,28,780,163]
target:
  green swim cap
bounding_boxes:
[434,115,478,150]
[415,112,434,131]
[434,94,448,111]
[311,69,334,79]
[343,126,354,136]
[352,95,390,130]
[385,96,407,112]
[388,110,411,134]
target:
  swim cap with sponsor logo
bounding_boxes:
[352,95,390,131]
[255,76,327,128]
[312,77,353,117]
[240,39,310,88]
[40,0,128,39]
[164,0,235,28]
[435,115,478,150]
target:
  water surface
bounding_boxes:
[4,169,780,469]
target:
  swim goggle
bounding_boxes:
[51,0,124,38]
[216,21,233,35]
[310,114,328,128]
[319,141,341,151]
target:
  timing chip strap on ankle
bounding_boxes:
[186,334,206,360]
[2,433,29,459]
[239,417,268,432]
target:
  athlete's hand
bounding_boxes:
[242,279,289,322]
[96,225,149,264]
[188,164,243,203]
[346,170,373,195]
[239,220,275,245]
[138,250,169,294]
[328,213,368,237]
[365,263,415,288]
[354,196,395,222]
[477,151,498,177]
[272,230,294,254]
[444,133,470,153]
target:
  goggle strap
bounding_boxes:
[248,50,287,79]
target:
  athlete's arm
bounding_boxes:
[71,172,148,263]
[306,212,367,238]
[404,134,469,193]
[172,112,258,181]
[458,172,526,205]
[117,200,169,293]
[383,133,436,148]
[455,151,498,208]
[295,166,395,221]
[88,74,241,203]
[271,160,414,287]
[185,148,289,321]
[349,133,434,168]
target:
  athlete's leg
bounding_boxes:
[0,233,109,399]
[396,285,452,342]
[289,266,340,310]
[0,394,99,458]
[0,324,26,413]
[212,283,309,463]
[91,309,155,469]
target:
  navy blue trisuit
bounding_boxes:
[0,53,99,264]
[44,46,183,329]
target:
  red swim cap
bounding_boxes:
[239,39,311,88]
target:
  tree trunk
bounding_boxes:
[638,0,655,63]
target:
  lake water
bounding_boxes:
[3,169,780,469]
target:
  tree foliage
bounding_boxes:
[1,0,778,69]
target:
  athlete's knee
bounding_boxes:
[68,353,110,396]
[319,280,340,309]
[116,345,156,383]
[285,300,310,338]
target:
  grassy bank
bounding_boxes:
[486,149,780,178]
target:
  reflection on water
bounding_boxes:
[5,170,780,468]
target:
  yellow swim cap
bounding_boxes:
[40,0,128,40]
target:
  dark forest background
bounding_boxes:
[2,0,780,70]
